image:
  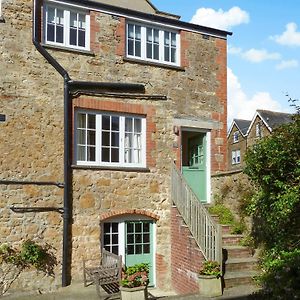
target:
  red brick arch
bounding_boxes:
[100,209,160,221]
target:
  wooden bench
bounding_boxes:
[83,249,122,299]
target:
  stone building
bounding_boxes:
[227,110,293,170]
[0,0,230,295]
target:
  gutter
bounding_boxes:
[32,0,146,287]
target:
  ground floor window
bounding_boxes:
[232,149,241,165]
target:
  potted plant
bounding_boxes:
[120,263,149,300]
[198,260,222,297]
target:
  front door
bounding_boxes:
[125,221,154,286]
[182,132,207,202]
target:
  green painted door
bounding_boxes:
[182,133,207,202]
[125,221,154,286]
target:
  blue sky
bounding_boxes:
[152,0,300,123]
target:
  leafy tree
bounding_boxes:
[244,104,300,298]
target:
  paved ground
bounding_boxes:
[2,283,260,300]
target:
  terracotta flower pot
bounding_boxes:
[120,285,147,300]
[198,275,222,297]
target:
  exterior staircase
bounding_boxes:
[171,163,259,293]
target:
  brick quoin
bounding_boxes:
[115,17,126,56]
[211,38,228,173]
[180,30,189,68]
[90,11,101,53]
[171,206,205,295]
[72,97,157,167]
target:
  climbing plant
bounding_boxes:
[0,240,57,296]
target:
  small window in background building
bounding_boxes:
[0,114,6,122]
[232,149,241,165]
[233,131,239,143]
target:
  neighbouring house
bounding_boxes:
[227,110,293,170]
[227,119,251,170]
[0,0,231,296]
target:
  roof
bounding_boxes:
[257,110,293,130]
[227,118,251,137]
[59,0,232,38]
[91,0,181,19]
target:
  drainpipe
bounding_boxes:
[32,0,71,287]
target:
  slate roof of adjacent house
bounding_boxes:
[227,118,251,138]
[257,110,293,130]
[234,119,251,136]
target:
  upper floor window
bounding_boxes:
[75,111,146,168]
[233,131,239,143]
[232,149,241,165]
[255,123,262,138]
[44,5,90,50]
[126,22,180,66]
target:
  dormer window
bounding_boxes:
[44,4,90,51]
[126,22,180,66]
[233,131,239,143]
[256,123,262,138]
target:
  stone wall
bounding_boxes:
[0,0,228,294]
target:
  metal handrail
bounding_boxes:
[171,162,222,267]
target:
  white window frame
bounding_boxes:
[233,131,239,143]
[44,3,90,51]
[255,123,262,138]
[126,21,180,66]
[231,149,241,165]
[75,111,146,168]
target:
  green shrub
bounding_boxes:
[121,263,149,288]
[199,260,221,278]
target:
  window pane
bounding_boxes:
[47,24,55,42]
[88,114,95,129]
[79,14,86,29]
[135,26,141,40]
[171,48,176,63]
[77,145,85,161]
[112,223,118,232]
[47,7,55,23]
[112,234,118,244]
[111,148,119,162]
[143,244,150,254]
[135,223,142,233]
[77,113,86,128]
[70,28,77,46]
[102,115,110,130]
[154,44,159,60]
[134,119,141,133]
[135,245,142,254]
[125,118,133,132]
[127,234,134,244]
[87,130,95,145]
[112,246,118,255]
[102,147,109,162]
[104,234,110,245]
[77,129,85,144]
[128,40,134,55]
[78,30,85,47]
[104,223,110,232]
[164,31,170,45]
[135,41,141,57]
[70,12,77,27]
[143,222,150,232]
[56,25,64,43]
[111,116,119,131]
[128,24,134,38]
[128,245,134,254]
[125,133,133,148]
[146,28,152,42]
[164,46,169,62]
[127,223,134,233]
[144,233,150,243]
[125,149,132,163]
[102,132,110,146]
[87,146,95,161]
[56,9,64,25]
[111,132,119,147]
[171,33,176,46]
[146,43,152,59]
[136,234,142,243]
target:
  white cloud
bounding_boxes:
[228,45,242,55]
[190,6,249,31]
[242,49,281,63]
[276,59,299,70]
[271,23,300,46]
[227,67,284,124]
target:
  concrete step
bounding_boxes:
[223,245,254,260]
[222,234,243,246]
[225,257,258,272]
[224,270,258,288]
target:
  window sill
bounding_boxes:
[72,165,150,172]
[42,43,95,56]
[123,57,185,71]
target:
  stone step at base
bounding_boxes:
[224,270,258,288]
[225,257,258,272]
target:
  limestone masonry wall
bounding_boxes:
[0,0,228,294]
